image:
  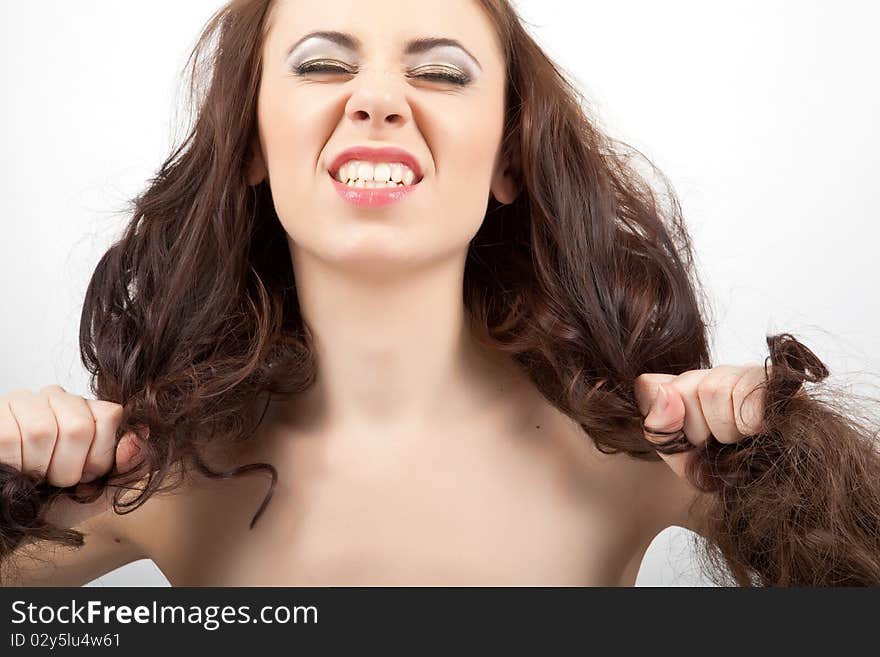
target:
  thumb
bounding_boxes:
[642,383,692,480]
[113,425,149,475]
[633,373,676,416]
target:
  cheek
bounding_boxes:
[430,103,504,230]
[257,90,337,239]
[258,92,321,181]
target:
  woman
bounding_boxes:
[2,0,879,586]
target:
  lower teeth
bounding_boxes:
[344,179,405,188]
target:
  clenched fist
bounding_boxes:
[633,364,769,480]
[0,385,147,528]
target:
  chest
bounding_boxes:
[134,425,646,586]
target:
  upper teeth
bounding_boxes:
[335,160,418,186]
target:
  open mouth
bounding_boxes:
[329,160,424,188]
[328,164,422,208]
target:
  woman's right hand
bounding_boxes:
[0,385,146,528]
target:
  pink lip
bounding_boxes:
[327,144,424,208]
[330,174,419,208]
[327,145,424,181]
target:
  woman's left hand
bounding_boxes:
[633,364,769,480]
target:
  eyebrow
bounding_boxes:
[286,30,482,71]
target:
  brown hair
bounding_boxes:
[2,0,878,586]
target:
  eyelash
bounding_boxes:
[294,62,471,86]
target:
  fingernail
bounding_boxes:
[654,384,669,414]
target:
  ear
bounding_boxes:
[489,158,518,204]
[245,135,267,186]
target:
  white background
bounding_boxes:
[1,1,877,587]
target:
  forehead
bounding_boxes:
[263,0,503,65]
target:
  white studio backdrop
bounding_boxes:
[1,1,878,587]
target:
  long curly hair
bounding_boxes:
[2,0,879,586]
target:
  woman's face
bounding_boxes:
[249,0,516,274]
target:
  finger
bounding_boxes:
[665,369,714,448]
[8,389,58,479]
[83,399,125,481]
[695,364,748,444]
[0,396,23,471]
[732,365,769,436]
[114,429,145,474]
[45,390,96,488]
[633,373,677,416]
[641,383,693,480]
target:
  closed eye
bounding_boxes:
[407,66,471,85]
[293,62,471,86]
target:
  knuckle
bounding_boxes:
[697,366,745,406]
[61,417,96,443]
[23,420,58,445]
[696,380,724,404]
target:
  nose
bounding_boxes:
[344,70,412,130]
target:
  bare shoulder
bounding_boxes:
[543,400,711,552]
[84,463,199,572]
[615,447,712,540]
[503,368,708,538]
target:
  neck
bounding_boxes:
[285,245,515,437]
